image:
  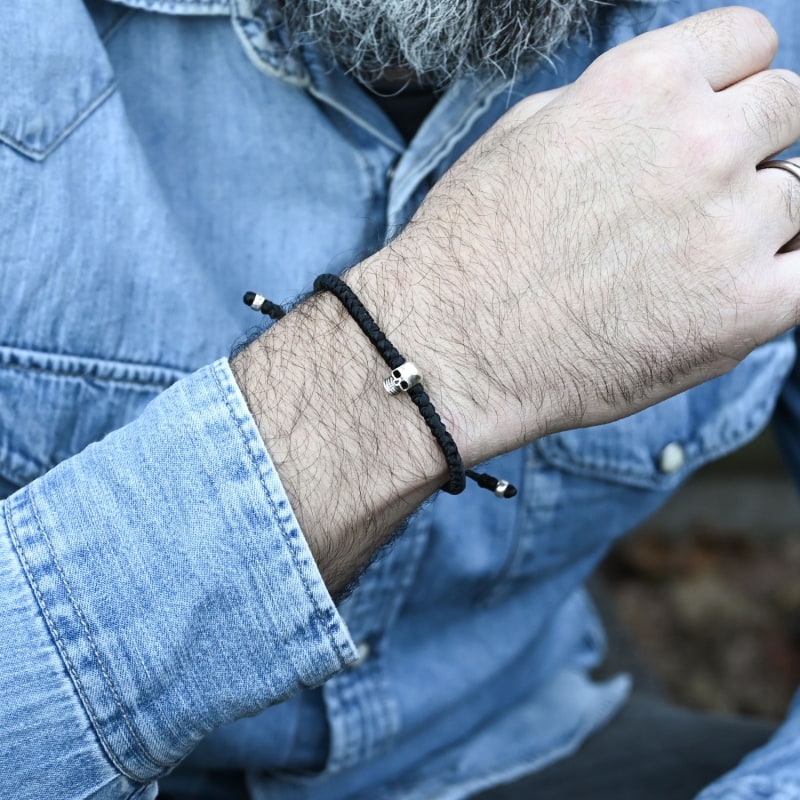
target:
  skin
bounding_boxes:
[233,7,800,596]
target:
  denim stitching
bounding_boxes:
[3,502,133,779]
[0,81,117,162]
[101,8,135,43]
[229,0,309,87]
[0,360,181,390]
[26,490,172,772]
[211,362,351,663]
[0,347,189,388]
[110,0,230,11]
[538,393,775,488]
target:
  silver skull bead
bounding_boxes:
[384,362,422,395]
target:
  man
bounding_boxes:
[2,0,800,798]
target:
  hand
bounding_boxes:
[235,7,800,592]
[353,6,800,464]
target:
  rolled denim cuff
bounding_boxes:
[4,358,357,782]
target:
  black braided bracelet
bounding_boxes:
[243,278,517,499]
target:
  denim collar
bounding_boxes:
[108,0,232,13]
[106,0,309,83]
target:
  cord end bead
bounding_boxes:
[243,291,286,320]
[494,480,517,499]
[243,291,266,310]
[466,470,517,499]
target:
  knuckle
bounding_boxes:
[685,6,776,52]
[627,47,684,88]
[588,44,690,98]
[732,6,778,51]
[779,176,800,228]
[768,69,800,110]
[686,125,727,167]
[742,71,800,143]
[742,101,780,143]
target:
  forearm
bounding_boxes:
[231,243,497,595]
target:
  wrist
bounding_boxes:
[231,275,448,592]
[349,232,557,467]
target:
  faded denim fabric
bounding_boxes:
[1,1,800,799]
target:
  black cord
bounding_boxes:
[242,279,517,499]
[313,273,468,495]
[244,291,286,320]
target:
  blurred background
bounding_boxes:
[598,429,800,720]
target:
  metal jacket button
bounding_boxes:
[658,442,686,474]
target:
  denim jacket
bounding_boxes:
[2,1,800,798]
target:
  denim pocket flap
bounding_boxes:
[0,3,115,161]
[0,347,182,490]
[535,337,795,491]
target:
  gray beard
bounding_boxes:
[283,0,603,86]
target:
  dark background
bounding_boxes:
[600,429,800,720]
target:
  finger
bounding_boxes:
[753,160,800,253]
[635,6,778,91]
[725,69,800,161]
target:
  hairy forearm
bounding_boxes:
[231,246,475,594]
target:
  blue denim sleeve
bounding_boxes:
[0,358,357,799]
[695,691,800,799]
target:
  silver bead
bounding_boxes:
[494,480,510,498]
[249,293,266,310]
[384,362,422,395]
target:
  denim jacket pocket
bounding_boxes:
[482,336,796,605]
[537,337,795,493]
[0,3,116,161]
[0,346,184,493]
